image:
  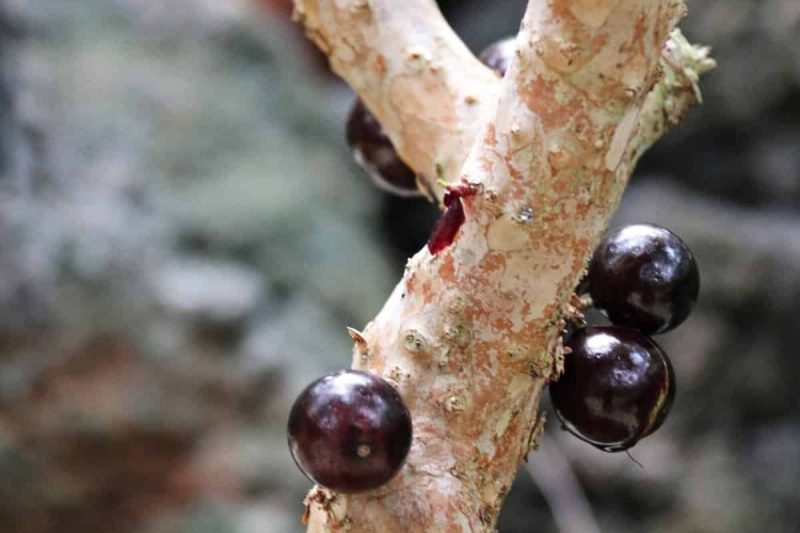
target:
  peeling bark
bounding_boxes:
[291,0,713,531]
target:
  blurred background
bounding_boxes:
[0,0,798,532]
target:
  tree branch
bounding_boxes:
[293,1,713,202]
[526,433,601,533]
[293,1,710,531]
[293,0,498,198]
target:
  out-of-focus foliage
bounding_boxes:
[0,1,394,531]
[0,0,797,532]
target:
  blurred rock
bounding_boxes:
[152,258,264,325]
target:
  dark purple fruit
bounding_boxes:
[549,326,675,452]
[287,369,412,493]
[346,98,420,197]
[588,223,700,335]
[478,37,516,77]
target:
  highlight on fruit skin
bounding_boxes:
[345,98,421,197]
[549,326,675,452]
[287,369,413,493]
[588,223,700,335]
[478,36,516,77]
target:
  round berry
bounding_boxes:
[588,223,700,334]
[346,98,420,197]
[287,370,412,493]
[478,37,516,77]
[550,326,675,452]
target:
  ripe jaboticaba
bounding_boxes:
[346,99,421,197]
[549,326,675,452]
[588,223,700,335]
[288,370,413,493]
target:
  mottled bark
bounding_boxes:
[291,0,713,531]
[292,1,712,201]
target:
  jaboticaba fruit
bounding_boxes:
[287,370,413,492]
[588,223,700,335]
[346,98,421,197]
[549,326,675,452]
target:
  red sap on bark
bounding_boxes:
[427,183,478,254]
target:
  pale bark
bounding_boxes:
[292,0,713,531]
[293,0,498,199]
[292,1,713,201]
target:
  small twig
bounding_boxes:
[526,433,602,533]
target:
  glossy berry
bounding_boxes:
[478,37,516,77]
[287,370,412,493]
[550,326,675,452]
[588,223,700,335]
[346,98,420,197]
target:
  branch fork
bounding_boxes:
[291,0,714,531]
